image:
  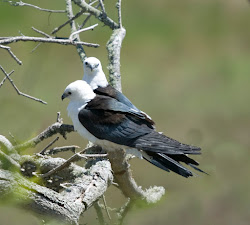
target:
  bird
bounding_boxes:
[82,57,154,126]
[62,80,205,178]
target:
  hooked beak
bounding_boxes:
[61,92,68,101]
[87,63,99,71]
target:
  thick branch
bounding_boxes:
[106,28,126,91]
[0,136,113,224]
[14,122,74,151]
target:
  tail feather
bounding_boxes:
[134,131,201,155]
[188,163,208,175]
[168,154,208,175]
[169,154,199,165]
[143,152,194,178]
[143,151,207,178]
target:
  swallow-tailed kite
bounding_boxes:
[62,80,205,178]
[82,57,154,126]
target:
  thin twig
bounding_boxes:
[14,120,74,152]
[69,24,98,40]
[0,69,14,88]
[99,0,106,13]
[79,14,92,29]
[31,43,42,53]
[117,199,133,225]
[0,66,47,104]
[102,195,111,220]
[40,146,105,178]
[0,36,99,48]
[7,0,66,13]
[56,112,63,123]
[32,27,52,38]
[0,149,20,169]
[65,0,86,62]
[72,0,119,30]
[51,8,86,35]
[117,0,122,28]
[78,2,101,30]
[0,44,22,65]
[94,201,106,225]
[39,137,59,155]
[8,132,18,146]
[44,145,80,155]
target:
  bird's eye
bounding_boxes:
[68,91,71,95]
[85,62,88,65]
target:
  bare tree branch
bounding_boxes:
[73,0,119,30]
[14,122,74,152]
[0,150,20,169]
[0,69,14,88]
[31,27,52,38]
[39,137,60,155]
[0,44,22,65]
[0,66,47,104]
[117,0,122,28]
[65,0,86,63]
[102,195,111,220]
[69,24,98,41]
[0,36,99,48]
[40,145,104,178]
[99,0,106,13]
[44,145,80,155]
[51,8,86,35]
[78,2,101,30]
[6,0,67,13]
[106,28,126,91]
[94,201,106,225]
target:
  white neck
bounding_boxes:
[83,70,108,90]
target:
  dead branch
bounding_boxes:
[0,36,99,48]
[0,44,22,65]
[44,145,80,155]
[51,8,86,35]
[7,0,67,13]
[0,66,47,104]
[0,69,14,88]
[69,24,98,41]
[14,123,74,152]
[106,28,126,91]
[117,0,122,28]
[72,0,119,30]
[65,0,87,62]
[39,137,60,155]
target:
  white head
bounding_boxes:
[61,80,96,103]
[83,57,108,89]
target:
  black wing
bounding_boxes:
[79,108,152,147]
[94,85,139,111]
[94,85,155,126]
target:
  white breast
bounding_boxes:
[67,101,98,143]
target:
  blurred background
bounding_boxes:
[0,0,250,224]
